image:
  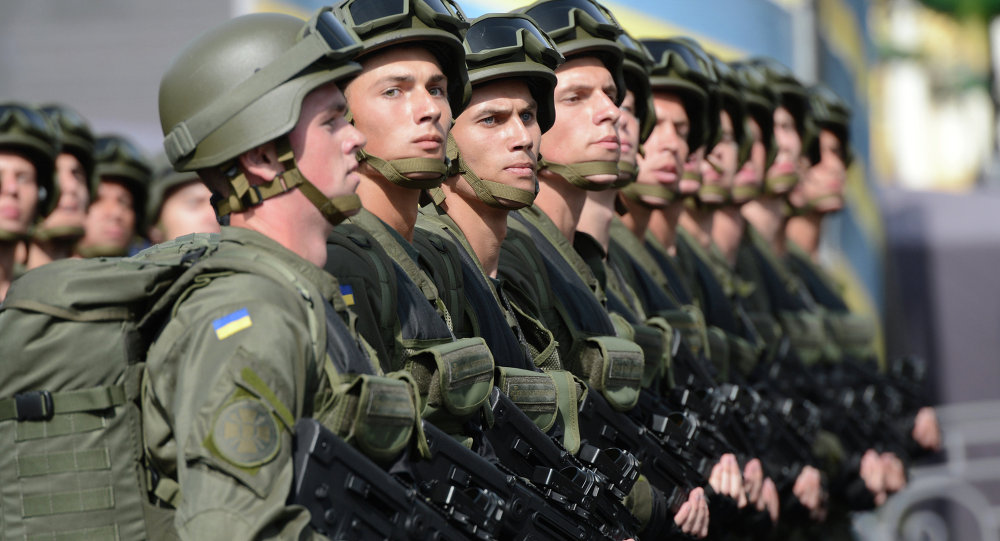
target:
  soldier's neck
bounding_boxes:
[648,200,685,255]
[534,170,587,241]
[741,195,788,256]
[786,213,823,260]
[356,169,421,243]
[712,206,745,266]
[26,239,74,271]
[620,196,652,240]
[0,241,17,301]
[439,178,508,278]
[679,204,714,251]
[577,189,617,255]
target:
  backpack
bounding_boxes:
[0,234,221,541]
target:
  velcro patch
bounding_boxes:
[213,308,252,340]
[211,399,279,468]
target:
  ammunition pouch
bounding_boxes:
[572,335,644,412]
[778,310,827,366]
[495,366,558,433]
[657,305,710,359]
[824,311,876,362]
[323,373,420,463]
[406,337,495,431]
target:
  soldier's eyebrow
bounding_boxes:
[373,74,415,87]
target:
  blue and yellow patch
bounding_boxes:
[213,308,253,340]
[339,284,355,306]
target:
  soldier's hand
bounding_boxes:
[881,452,907,493]
[859,448,888,506]
[743,458,764,508]
[761,477,780,524]
[674,486,710,538]
[793,465,827,521]
[709,453,748,508]
[912,406,942,452]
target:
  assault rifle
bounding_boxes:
[290,418,478,540]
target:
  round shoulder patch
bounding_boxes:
[211,399,280,468]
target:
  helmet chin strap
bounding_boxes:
[31,225,86,243]
[538,157,619,191]
[764,172,798,195]
[731,184,763,204]
[431,134,537,209]
[0,229,30,243]
[213,138,360,226]
[620,182,677,208]
[357,149,449,190]
[614,160,639,189]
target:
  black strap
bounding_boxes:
[393,262,453,341]
[786,252,849,311]
[324,300,376,376]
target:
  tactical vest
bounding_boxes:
[504,209,644,413]
[329,210,495,438]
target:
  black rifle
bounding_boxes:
[290,418,477,540]
[412,420,609,541]
[484,388,640,540]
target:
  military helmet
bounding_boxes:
[640,38,718,152]
[93,134,153,228]
[516,0,626,105]
[160,10,363,171]
[0,102,59,218]
[332,0,471,116]
[729,60,777,168]
[708,55,750,164]
[747,57,809,138]
[39,104,96,196]
[619,31,655,143]
[463,13,564,132]
[146,153,202,232]
[805,84,852,167]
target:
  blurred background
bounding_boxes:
[3,0,999,537]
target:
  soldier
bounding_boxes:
[77,134,152,257]
[0,102,57,299]
[24,104,95,269]
[145,155,219,245]
[148,10,423,538]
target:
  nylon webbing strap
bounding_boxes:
[21,486,115,517]
[620,182,676,205]
[613,160,638,188]
[31,224,86,242]
[17,448,111,477]
[765,172,797,195]
[731,183,762,203]
[539,158,618,191]
[25,524,118,541]
[697,183,729,205]
[443,135,537,209]
[357,149,447,189]
[0,385,126,422]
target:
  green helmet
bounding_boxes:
[805,84,852,167]
[146,153,202,232]
[94,134,153,230]
[39,104,96,198]
[435,13,563,210]
[640,38,715,152]
[514,0,626,191]
[516,0,626,105]
[709,55,749,166]
[160,10,365,224]
[619,31,655,144]
[0,102,59,220]
[332,0,470,190]
[747,57,808,138]
[729,60,778,171]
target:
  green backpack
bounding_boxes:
[0,234,223,541]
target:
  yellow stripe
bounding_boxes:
[341,293,355,306]
[216,316,253,340]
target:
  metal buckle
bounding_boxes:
[14,390,54,421]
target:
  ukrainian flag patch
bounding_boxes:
[339,284,355,306]
[213,308,253,340]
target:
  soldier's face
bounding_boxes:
[81,179,135,251]
[702,110,738,203]
[767,105,802,191]
[288,81,365,211]
[618,90,641,168]
[541,56,621,186]
[450,80,540,207]
[635,92,689,208]
[0,151,39,234]
[790,129,846,213]
[41,153,90,232]
[345,46,451,179]
[151,181,219,244]
[733,116,766,203]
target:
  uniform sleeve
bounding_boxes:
[143,274,325,540]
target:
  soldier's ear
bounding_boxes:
[237,141,282,184]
